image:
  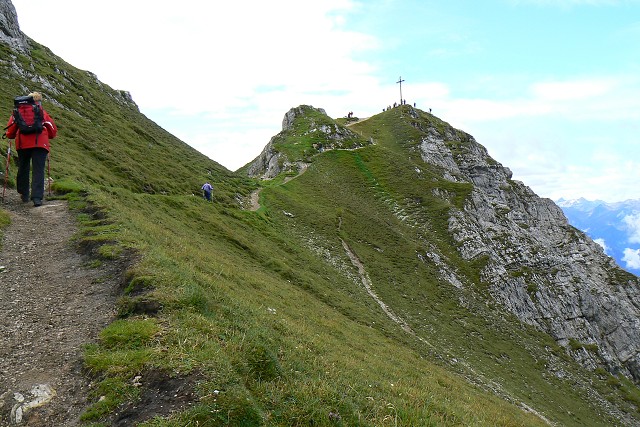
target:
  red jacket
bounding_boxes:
[5,107,57,151]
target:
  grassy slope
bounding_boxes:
[1,39,637,426]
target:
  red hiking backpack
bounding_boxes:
[12,95,44,135]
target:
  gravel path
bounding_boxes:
[0,189,120,426]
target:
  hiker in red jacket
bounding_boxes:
[5,92,57,206]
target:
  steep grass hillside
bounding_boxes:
[1,36,639,426]
[0,42,253,202]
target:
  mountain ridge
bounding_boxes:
[248,102,640,386]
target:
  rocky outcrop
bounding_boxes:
[0,0,138,113]
[0,0,28,52]
[419,116,640,381]
[246,105,369,179]
[282,105,327,130]
[245,106,323,179]
[245,139,286,180]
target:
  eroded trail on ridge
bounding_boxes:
[247,162,309,212]
[0,189,120,426]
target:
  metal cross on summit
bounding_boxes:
[396,76,405,105]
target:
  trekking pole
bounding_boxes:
[47,152,51,196]
[2,139,12,202]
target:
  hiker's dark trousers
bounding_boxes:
[16,147,48,201]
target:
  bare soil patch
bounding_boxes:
[0,189,122,426]
[112,370,199,426]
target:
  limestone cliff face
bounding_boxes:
[244,139,283,179]
[0,0,27,52]
[419,110,640,381]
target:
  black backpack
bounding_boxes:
[13,95,44,135]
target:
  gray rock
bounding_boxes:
[246,105,366,179]
[0,0,28,52]
[419,120,640,381]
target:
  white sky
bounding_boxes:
[12,0,640,202]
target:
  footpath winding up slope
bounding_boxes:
[0,190,120,426]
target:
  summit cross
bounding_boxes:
[396,76,405,105]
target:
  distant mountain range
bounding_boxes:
[557,197,640,276]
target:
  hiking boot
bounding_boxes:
[33,198,42,207]
[20,193,29,203]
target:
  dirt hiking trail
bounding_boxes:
[0,189,121,426]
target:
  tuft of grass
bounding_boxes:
[569,338,599,353]
[96,243,123,259]
[84,318,160,377]
[0,208,9,251]
[81,376,140,421]
[99,318,160,349]
[51,178,84,194]
[124,275,156,295]
[0,208,9,228]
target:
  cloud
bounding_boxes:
[16,1,373,110]
[420,73,640,202]
[530,79,616,101]
[15,0,386,170]
[623,214,640,244]
[623,248,640,270]
[451,76,640,123]
[593,238,611,255]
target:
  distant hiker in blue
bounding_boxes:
[201,182,213,201]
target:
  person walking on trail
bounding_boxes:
[202,182,213,202]
[5,92,57,207]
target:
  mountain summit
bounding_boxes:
[247,104,640,383]
[2,1,640,425]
